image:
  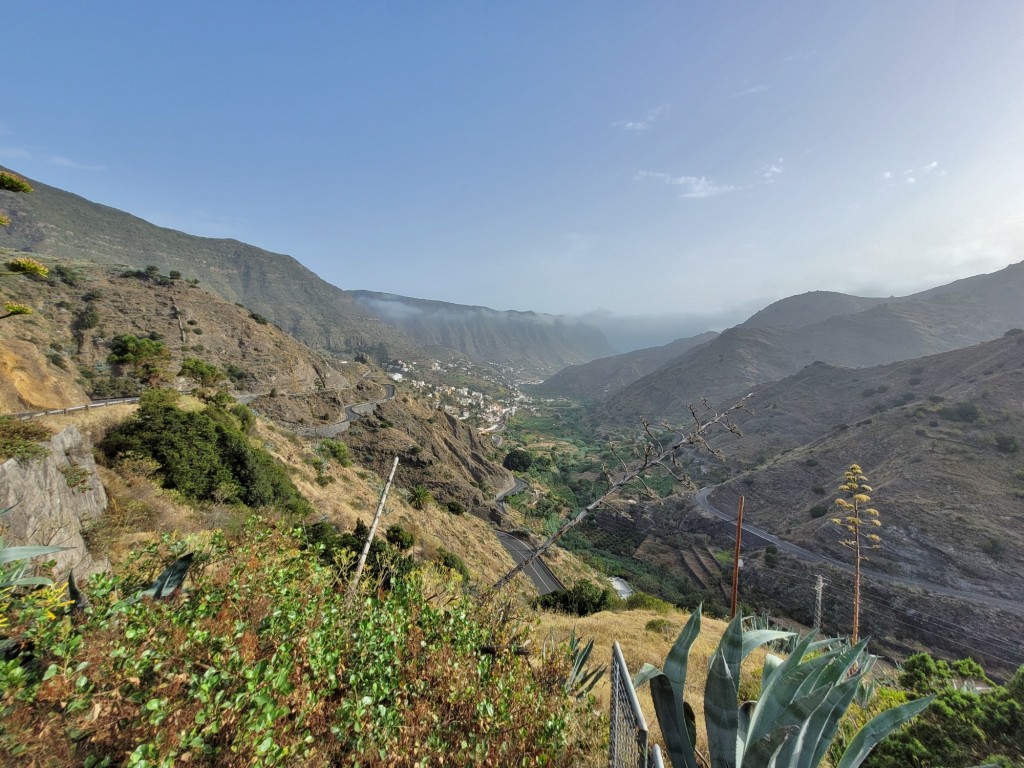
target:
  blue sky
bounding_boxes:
[5,2,1024,336]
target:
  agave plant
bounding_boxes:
[0,506,67,590]
[634,606,933,768]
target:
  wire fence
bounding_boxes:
[609,641,664,768]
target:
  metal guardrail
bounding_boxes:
[6,397,141,420]
[609,641,654,768]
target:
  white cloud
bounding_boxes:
[613,104,670,132]
[734,84,769,98]
[922,160,939,173]
[906,177,917,184]
[882,171,892,179]
[0,146,31,161]
[634,170,736,198]
[49,155,106,171]
[763,158,784,180]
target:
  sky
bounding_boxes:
[5,2,1024,342]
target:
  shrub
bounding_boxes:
[994,434,1019,454]
[537,580,617,616]
[319,438,352,466]
[446,500,466,515]
[809,503,829,518]
[625,591,673,613]
[764,544,779,568]
[0,170,33,193]
[645,618,675,634]
[385,524,414,551]
[100,390,311,516]
[249,312,269,325]
[503,448,533,472]
[939,402,981,422]
[0,418,52,462]
[179,357,223,387]
[0,526,596,765]
[436,548,470,581]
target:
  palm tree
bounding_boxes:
[408,485,432,510]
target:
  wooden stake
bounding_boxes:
[348,456,399,599]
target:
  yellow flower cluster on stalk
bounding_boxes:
[831,463,881,643]
[832,463,881,558]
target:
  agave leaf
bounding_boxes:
[746,640,840,748]
[705,614,742,768]
[3,575,54,588]
[664,606,703,700]
[634,662,665,689]
[741,630,795,661]
[0,545,66,565]
[832,694,934,768]
[744,725,793,768]
[150,553,193,599]
[761,655,784,696]
[784,676,862,768]
[651,674,701,768]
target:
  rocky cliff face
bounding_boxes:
[0,425,108,578]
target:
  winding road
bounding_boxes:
[493,476,565,595]
[695,487,1024,614]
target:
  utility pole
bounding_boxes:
[814,575,824,632]
[347,456,399,600]
[730,495,744,618]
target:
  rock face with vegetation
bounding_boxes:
[0,424,108,577]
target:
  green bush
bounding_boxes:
[101,389,311,516]
[0,418,52,462]
[537,580,618,616]
[645,618,675,634]
[864,653,1024,768]
[939,402,981,423]
[624,591,674,613]
[446,500,466,515]
[436,548,470,581]
[503,448,533,472]
[318,438,352,466]
[179,357,223,387]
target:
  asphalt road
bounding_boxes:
[694,487,1024,614]
[494,530,565,596]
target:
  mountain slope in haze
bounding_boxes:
[0,169,610,373]
[740,290,887,330]
[595,260,1024,426]
[351,291,613,375]
[703,332,1024,596]
[531,331,718,400]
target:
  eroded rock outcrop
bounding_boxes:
[0,425,108,578]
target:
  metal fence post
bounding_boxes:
[608,641,651,768]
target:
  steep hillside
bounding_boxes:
[595,260,1024,426]
[707,331,1024,599]
[352,291,613,375]
[0,254,352,412]
[532,331,718,400]
[0,169,611,372]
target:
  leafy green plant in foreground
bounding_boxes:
[1,523,598,766]
[635,606,933,768]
